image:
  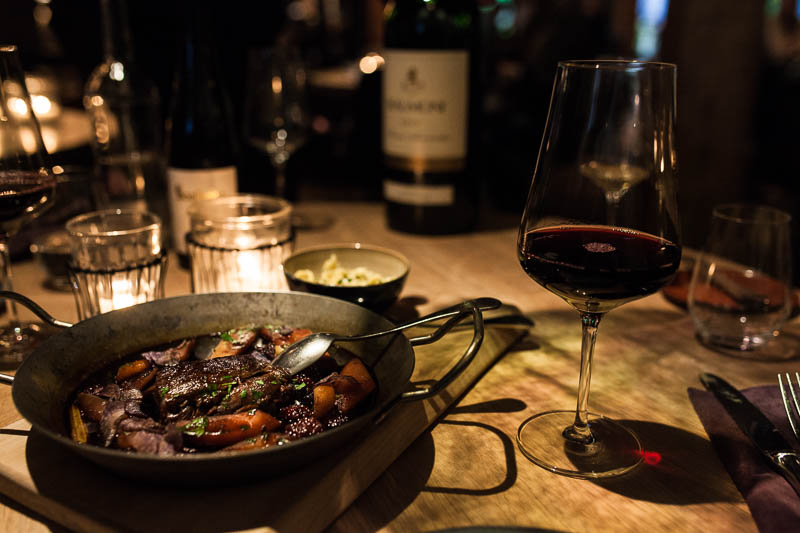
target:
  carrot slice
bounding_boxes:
[123,367,157,391]
[313,384,336,419]
[178,410,282,448]
[337,358,376,413]
[341,358,374,388]
[116,359,152,382]
[269,328,313,355]
[209,329,258,359]
[287,328,312,345]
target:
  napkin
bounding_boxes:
[689,385,800,532]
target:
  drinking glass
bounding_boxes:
[688,204,792,351]
[66,209,165,320]
[186,194,294,293]
[243,46,308,198]
[517,60,681,478]
[0,45,57,366]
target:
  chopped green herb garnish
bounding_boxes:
[182,417,208,437]
[253,390,264,400]
[255,380,264,386]
[248,408,257,415]
[220,332,235,342]
[240,425,249,431]
[270,380,279,385]
[241,390,248,399]
[294,382,307,390]
[159,386,169,397]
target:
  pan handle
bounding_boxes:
[397,299,486,402]
[0,291,74,329]
[0,291,73,386]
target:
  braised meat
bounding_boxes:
[68,325,376,456]
[154,351,283,420]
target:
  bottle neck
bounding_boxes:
[176,3,222,82]
[100,0,134,64]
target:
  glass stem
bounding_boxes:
[0,239,20,328]
[564,311,603,444]
[604,193,619,226]
[274,160,287,198]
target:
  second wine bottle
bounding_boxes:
[165,2,239,266]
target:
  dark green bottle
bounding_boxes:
[165,1,239,265]
[382,0,481,234]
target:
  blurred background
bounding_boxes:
[1,0,799,281]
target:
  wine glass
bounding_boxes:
[0,45,57,367]
[517,60,681,478]
[243,45,309,199]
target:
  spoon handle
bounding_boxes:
[335,297,501,342]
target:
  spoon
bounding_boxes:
[271,297,501,375]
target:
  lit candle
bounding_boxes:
[187,195,293,294]
[233,250,261,291]
[97,277,149,313]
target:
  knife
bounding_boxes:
[700,372,800,497]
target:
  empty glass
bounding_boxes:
[66,209,166,319]
[688,204,792,351]
[243,46,308,198]
[187,194,294,293]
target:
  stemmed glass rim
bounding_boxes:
[711,203,792,225]
[558,59,676,71]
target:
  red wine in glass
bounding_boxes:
[0,171,57,231]
[520,226,681,314]
[0,45,58,368]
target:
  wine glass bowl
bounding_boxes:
[243,46,309,198]
[517,60,681,478]
[0,45,57,367]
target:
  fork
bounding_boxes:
[779,372,800,441]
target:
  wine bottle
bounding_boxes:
[84,0,167,223]
[381,0,481,234]
[165,2,239,264]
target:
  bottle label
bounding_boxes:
[383,180,454,206]
[382,49,468,172]
[166,166,237,253]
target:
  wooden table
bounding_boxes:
[2,201,799,532]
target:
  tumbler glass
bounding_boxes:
[187,194,294,293]
[66,209,166,319]
[688,204,792,350]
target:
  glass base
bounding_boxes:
[697,330,774,351]
[517,410,642,479]
[0,321,52,370]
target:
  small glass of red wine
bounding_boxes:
[0,45,57,367]
[517,60,681,478]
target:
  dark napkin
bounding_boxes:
[689,385,800,532]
